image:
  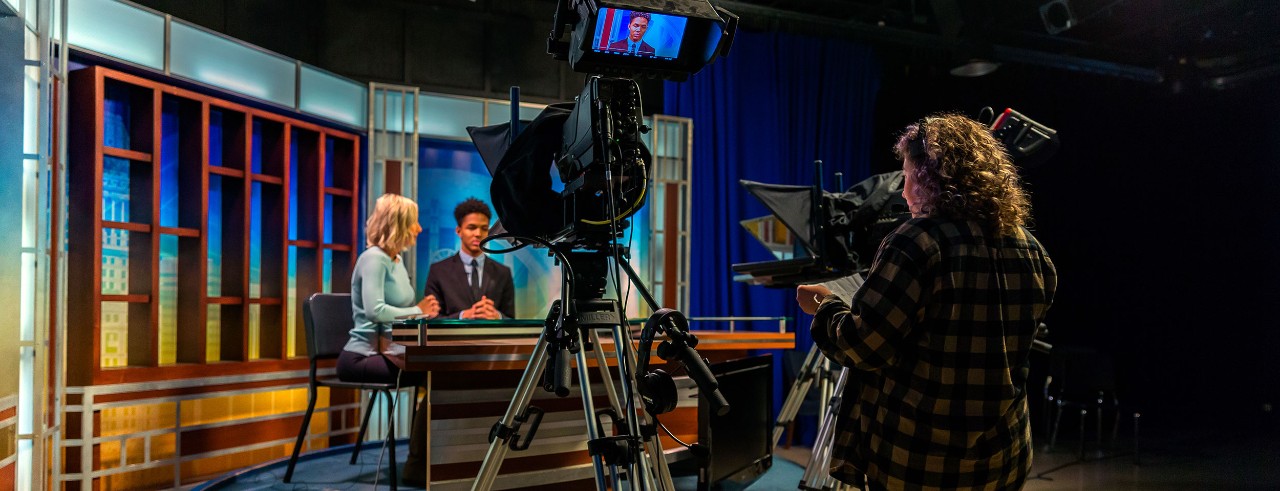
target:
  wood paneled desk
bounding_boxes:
[395,318,793,490]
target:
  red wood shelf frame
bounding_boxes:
[68,65,362,385]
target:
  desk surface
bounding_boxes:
[403,329,794,371]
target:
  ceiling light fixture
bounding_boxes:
[950,59,1001,77]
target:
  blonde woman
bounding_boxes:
[339,193,438,381]
[339,193,439,485]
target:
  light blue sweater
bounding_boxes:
[344,247,422,355]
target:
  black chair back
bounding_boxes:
[303,293,354,361]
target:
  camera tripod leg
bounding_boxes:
[588,327,624,421]
[800,367,850,491]
[774,343,827,449]
[586,327,630,485]
[472,330,575,491]
[570,325,613,489]
[608,319,671,490]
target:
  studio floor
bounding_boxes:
[200,426,1280,490]
[775,427,1280,490]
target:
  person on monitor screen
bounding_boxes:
[338,193,438,485]
[608,11,656,55]
[796,113,1057,490]
[424,197,515,319]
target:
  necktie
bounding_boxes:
[630,43,637,54]
[470,258,482,301]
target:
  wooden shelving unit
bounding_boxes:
[68,65,362,385]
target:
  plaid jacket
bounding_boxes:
[811,217,1057,490]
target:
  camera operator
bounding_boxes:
[796,113,1057,490]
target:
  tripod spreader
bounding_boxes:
[587,435,643,466]
[489,406,546,451]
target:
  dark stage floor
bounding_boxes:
[199,425,1280,490]
[775,426,1280,490]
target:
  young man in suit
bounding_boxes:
[606,11,656,55]
[424,198,516,319]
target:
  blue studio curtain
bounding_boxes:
[663,30,881,342]
[664,30,881,445]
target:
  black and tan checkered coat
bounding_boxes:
[812,217,1057,490]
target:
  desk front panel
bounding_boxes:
[402,329,793,489]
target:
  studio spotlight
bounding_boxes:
[1039,0,1076,35]
[950,59,1000,77]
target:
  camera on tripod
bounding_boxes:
[480,0,736,248]
[465,2,738,489]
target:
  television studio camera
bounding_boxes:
[464,1,737,490]
[731,107,1060,288]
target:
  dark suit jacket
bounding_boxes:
[607,39,655,55]
[424,254,516,319]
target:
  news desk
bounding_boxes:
[395,318,793,490]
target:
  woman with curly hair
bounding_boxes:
[797,113,1057,490]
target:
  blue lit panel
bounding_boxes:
[288,141,299,241]
[484,101,546,126]
[158,235,178,364]
[209,110,225,166]
[324,138,334,188]
[102,156,130,222]
[372,90,414,133]
[67,0,165,70]
[169,20,296,108]
[249,182,262,297]
[300,65,367,127]
[322,249,332,293]
[324,195,333,244]
[207,176,222,296]
[287,245,297,357]
[160,101,180,228]
[419,95,483,140]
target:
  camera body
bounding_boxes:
[483,0,735,246]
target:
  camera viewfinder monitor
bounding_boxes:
[555,0,734,81]
[591,8,689,60]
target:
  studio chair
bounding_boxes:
[1043,346,1137,462]
[284,293,414,489]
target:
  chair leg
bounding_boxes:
[1095,398,1104,450]
[1049,401,1064,448]
[1111,401,1122,442]
[284,384,320,483]
[1077,408,1087,461]
[387,389,398,491]
[1133,412,1142,466]
[353,391,378,464]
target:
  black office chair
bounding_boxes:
[1044,346,1135,461]
[284,293,411,488]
